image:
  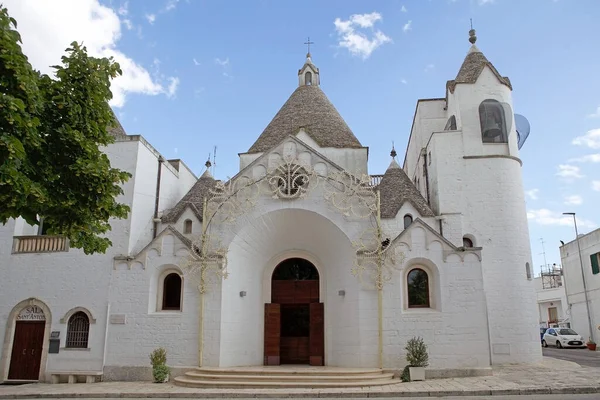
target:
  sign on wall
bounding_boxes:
[17,305,46,321]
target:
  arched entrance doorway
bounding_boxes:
[264,258,324,366]
[8,305,46,380]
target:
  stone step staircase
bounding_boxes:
[174,366,398,388]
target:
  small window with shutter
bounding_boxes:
[591,252,600,275]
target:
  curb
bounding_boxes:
[1,387,600,399]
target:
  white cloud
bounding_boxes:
[527,209,596,229]
[166,77,179,98]
[117,1,128,16]
[556,164,584,180]
[525,189,539,200]
[424,64,435,72]
[215,57,229,66]
[400,78,408,85]
[146,14,156,24]
[587,105,600,118]
[2,0,177,108]
[165,0,180,11]
[403,20,412,32]
[593,181,600,192]
[333,12,392,60]
[122,19,133,30]
[569,153,600,163]
[401,5,407,12]
[564,195,583,206]
[478,0,495,4]
[572,129,600,149]
[193,58,201,66]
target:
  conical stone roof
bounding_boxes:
[162,169,216,223]
[247,85,362,153]
[447,44,512,93]
[379,159,434,218]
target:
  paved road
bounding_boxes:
[49,397,600,400]
[543,346,600,367]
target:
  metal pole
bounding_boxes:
[376,189,383,370]
[568,213,594,342]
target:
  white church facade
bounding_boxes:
[0,31,542,383]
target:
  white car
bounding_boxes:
[542,327,586,348]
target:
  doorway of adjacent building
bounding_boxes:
[8,306,46,380]
[264,258,324,366]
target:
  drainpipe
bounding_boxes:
[153,156,164,239]
[422,149,431,206]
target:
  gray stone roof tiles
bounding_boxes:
[247,85,362,153]
[378,160,435,218]
[446,45,512,93]
[161,170,216,223]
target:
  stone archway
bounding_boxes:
[1,298,52,382]
[265,258,324,366]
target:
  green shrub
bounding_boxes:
[149,347,167,367]
[405,336,429,367]
[152,364,170,383]
[400,365,411,382]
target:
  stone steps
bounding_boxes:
[174,367,399,388]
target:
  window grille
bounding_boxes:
[66,312,90,348]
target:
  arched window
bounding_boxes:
[403,214,413,229]
[305,71,312,85]
[162,273,182,310]
[444,115,457,131]
[66,312,90,348]
[463,237,474,248]
[479,99,508,143]
[407,268,430,308]
[526,262,532,280]
[184,219,192,234]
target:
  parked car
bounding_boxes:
[540,327,548,343]
[542,327,586,348]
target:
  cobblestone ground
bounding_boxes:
[0,358,598,398]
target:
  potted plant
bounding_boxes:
[586,338,596,351]
[405,336,429,381]
[150,347,171,383]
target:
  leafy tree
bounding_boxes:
[0,6,131,254]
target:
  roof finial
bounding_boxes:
[390,141,397,159]
[205,155,212,169]
[469,19,477,44]
[304,36,314,58]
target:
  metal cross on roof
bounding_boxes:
[304,37,314,55]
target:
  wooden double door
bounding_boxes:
[265,258,324,366]
[8,321,45,380]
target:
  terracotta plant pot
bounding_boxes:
[587,343,596,351]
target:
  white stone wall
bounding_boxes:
[560,228,600,342]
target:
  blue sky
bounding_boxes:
[5,0,599,273]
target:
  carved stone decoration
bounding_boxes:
[267,159,313,199]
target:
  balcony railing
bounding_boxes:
[12,235,69,254]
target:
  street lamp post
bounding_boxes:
[563,212,595,342]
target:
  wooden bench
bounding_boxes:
[49,371,103,384]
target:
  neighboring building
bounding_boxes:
[0,30,542,383]
[534,264,569,328]
[559,227,600,343]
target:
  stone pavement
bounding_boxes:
[0,358,599,398]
